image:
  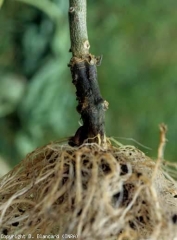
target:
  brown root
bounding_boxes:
[0,141,176,240]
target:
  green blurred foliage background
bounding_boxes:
[0,0,177,171]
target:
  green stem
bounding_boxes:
[69,0,90,57]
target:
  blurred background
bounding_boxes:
[0,0,177,175]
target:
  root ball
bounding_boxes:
[0,142,176,240]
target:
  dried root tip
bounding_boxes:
[158,123,168,160]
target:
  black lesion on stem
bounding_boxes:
[68,55,108,147]
[68,0,108,147]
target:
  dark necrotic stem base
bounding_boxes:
[68,55,108,147]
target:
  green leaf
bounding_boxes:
[0,0,4,8]
[14,0,61,21]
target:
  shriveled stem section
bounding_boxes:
[68,0,108,148]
